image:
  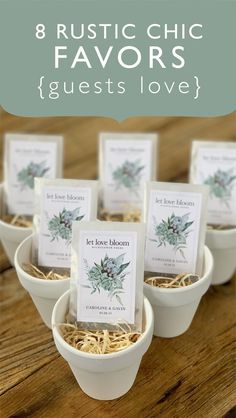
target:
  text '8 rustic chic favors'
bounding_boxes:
[99,133,158,214]
[69,221,145,331]
[34,178,98,269]
[3,134,63,216]
[190,140,236,226]
[144,182,209,276]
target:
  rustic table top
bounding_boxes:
[0,110,236,418]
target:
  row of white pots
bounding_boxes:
[13,235,213,400]
[0,183,236,400]
[1,184,235,283]
[15,235,213,338]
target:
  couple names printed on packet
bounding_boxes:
[36,179,98,269]
[71,222,145,330]
[190,141,236,225]
[99,133,158,213]
[145,182,208,276]
[4,134,63,215]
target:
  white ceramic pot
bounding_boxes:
[14,235,70,328]
[206,228,236,285]
[144,246,213,338]
[52,290,154,400]
[0,184,32,265]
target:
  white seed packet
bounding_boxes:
[69,221,145,331]
[99,132,158,213]
[3,133,63,216]
[34,178,98,269]
[190,140,236,226]
[144,182,208,276]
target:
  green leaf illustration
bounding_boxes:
[112,159,145,195]
[86,253,130,305]
[204,168,236,207]
[153,212,194,259]
[48,207,85,245]
[17,161,50,190]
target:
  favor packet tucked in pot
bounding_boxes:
[99,132,158,214]
[144,182,209,276]
[3,133,63,216]
[33,178,98,270]
[69,221,145,332]
[189,140,236,226]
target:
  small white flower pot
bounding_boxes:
[14,234,70,328]
[52,290,154,400]
[0,184,32,265]
[144,246,213,338]
[206,228,236,285]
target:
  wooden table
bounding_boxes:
[0,110,236,418]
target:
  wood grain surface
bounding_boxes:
[0,109,236,418]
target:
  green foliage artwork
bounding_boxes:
[17,161,49,189]
[153,213,194,259]
[48,207,84,245]
[84,253,130,305]
[112,159,144,195]
[204,168,236,208]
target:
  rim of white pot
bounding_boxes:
[52,290,153,360]
[0,218,32,232]
[14,234,70,287]
[144,245,213,294]
[207,227,236,237]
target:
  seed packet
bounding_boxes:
[144,182,208,276]
[99,132,158,214]
[3,134,63,216]
[190,140,236,226]
[34,178,98,269]
[69,221,145,331]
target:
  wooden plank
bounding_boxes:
[1,111,235,182]
[0,247,10,273]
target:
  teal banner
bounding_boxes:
[0,0,236,120]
